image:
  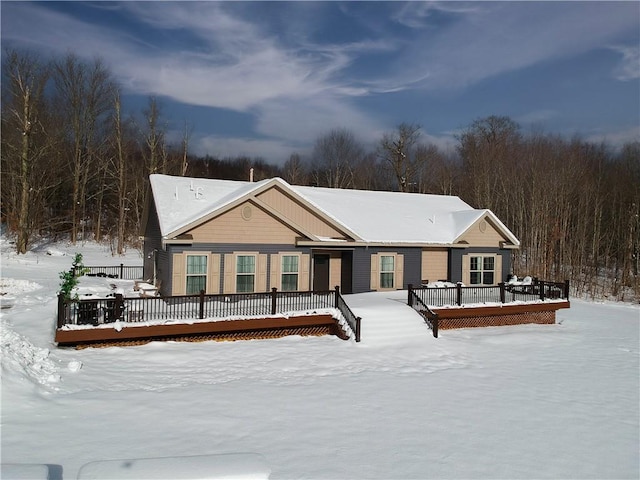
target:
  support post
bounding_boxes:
[433,315,439,339]
[334,285,340,309]
[539,280,546,301]
[57,293,65,328]
[355,317,361,343]
[499,282,506,303]
[564,280,570,300]
[408,284,413,306]
[115,293,123,320]
[120,263,124,279]
[456,282,463,306]
[271,287,278,315]
[199,290,205,319]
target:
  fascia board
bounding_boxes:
[164,178,282,239]
[453,209,520,247]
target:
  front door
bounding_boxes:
[313,254,330,291]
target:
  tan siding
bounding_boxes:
[188,202,299,245]
[207,254,220,294]
[370,254,379,290]
[300,254,310,291]
[257,254,268,292]
[172,253,185,295]
[422,248,449,283]
[458,218,507,247]
[257,187,346,239]
[329,253,342,290]
[396,254,404,289]
[223,253,235,294]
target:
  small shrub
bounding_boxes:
[58,253,86,300]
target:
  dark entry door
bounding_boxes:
[313,254,330,291]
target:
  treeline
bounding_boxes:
[2,50,638,301]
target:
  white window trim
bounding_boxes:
[236,253,257,293]
[281,253,301,292]
[185,254,208,295]
[469,254,497,285]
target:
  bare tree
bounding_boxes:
[1,50,51,253]
[378,123,422,192]
[53,54,115,243]
[311,128,363,188]
[282,152,307,185]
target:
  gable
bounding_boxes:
[185,201,302,244]
[456,215,510,247]
[256,186,350,240]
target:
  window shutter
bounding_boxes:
[396,254,404,290]
[495,255,502,284]
[370,253,379,290]
[300,254,310,291]
[172,253,185,295]
[223,253,235,294]
[462,254,470,285]
[257,254,268,292]
[207,254,220,294]
[270,254,281,290]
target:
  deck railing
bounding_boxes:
[76,264,144,280]
[409,279,570,308]
[57,286,361,342]
[408,289,439,338]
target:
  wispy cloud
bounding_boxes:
[610,45,640,81]
[387,2,640,91]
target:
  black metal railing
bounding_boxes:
[335,287,362,342]
[408,288,439,338]
[57,286,362,342]
[76,264,144,280]
[409,279,570,308]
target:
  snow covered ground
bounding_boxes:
[1,237,639,479]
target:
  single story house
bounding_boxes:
[142,174,520,296]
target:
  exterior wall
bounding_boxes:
[352,247,422,293]
[187,202,300,244]
[256,187,347,239]
[421,248,449,283]
[449,247,512,285]
[457,217,508,247]
[165,243,314,295]
[143,201,169,287]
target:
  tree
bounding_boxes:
[1,50,51,253]
[310,128,363,188]
[378,123,422,192]
[282,153,307,185]
[52,54,115,243]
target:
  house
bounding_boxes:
[142,174,520,297]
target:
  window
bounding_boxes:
[470,256,495,285]
[281,255,299,291]
[380,255,395,289]
[236,255,256,293]
[186,255,207,294]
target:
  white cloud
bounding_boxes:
[585,125,640,149]
[610,45,640,81]
[388,2,640,92]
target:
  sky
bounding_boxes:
[2,1,639,164]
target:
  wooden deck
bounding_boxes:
[55,313,348,348]
[431,301,570,331]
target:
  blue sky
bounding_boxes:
[2,1,639,164]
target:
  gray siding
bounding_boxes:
[143,201,165,285]
[449,247,512,284]
[352,246,422,293]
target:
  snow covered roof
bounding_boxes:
[149,174,519,246]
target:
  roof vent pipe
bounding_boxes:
[249,168,254,182]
